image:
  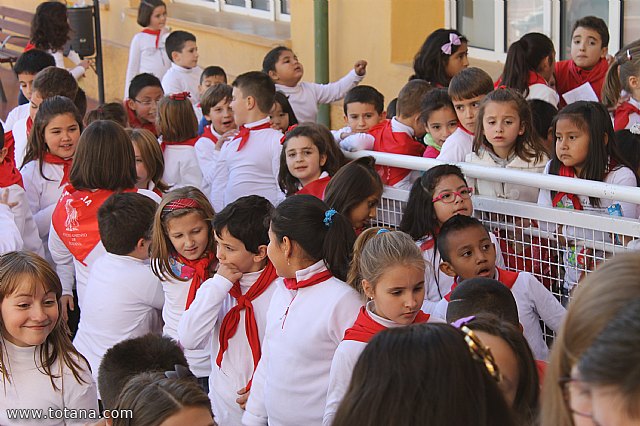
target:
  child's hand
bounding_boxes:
[216,130,238,151]
[79,60,90,70]
[236,387,250,410]
[354,60,367,76]
[340,131,354,140]
[217,262,243,283]
[0,190,17,209]
[60,295,74,322]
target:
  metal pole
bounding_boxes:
[93,0,105,103]
[314,0,329,126]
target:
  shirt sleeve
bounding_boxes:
[0,204,23,253]
[323,343,359,426]
[527,274,566,332]
[312,70,364,105]
[209,143,230,212]
[339,133,375,152]
[271,139,285,206]
[437,133,467,163]
[124,34,142,99]
[48,223,76,297]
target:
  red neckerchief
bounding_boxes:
[555,58,608,103]
[552,165,584,210]
[161,136,199,152]
[527,71,548,86]
[236,121,272,151]
[51,186,137,265]
[343,306,430,343]
[536,360,547,387]
[297,175,331,199]
[420,237,435,251]
[177,251,216,309]
[614,101,640,131]
[444,268,519,301]
[201,125,219,144]
[124,101,159,136]
[43,153,72,187]
[369,119,425,186]
[26,116,33,136]
[24,42,35,52]
[0,132,24,189]
[283,269,333,290]
[141,28,161,48]
[216,261,278,390]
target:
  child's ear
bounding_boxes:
[253,244,268,263]
[519,122,525,136]
[600,46,608,59]
[268,70,279,81]
[204,113,212,121]
[127,98,137,112]
[0,147,8,163]
[171,50,181,63]
[319,153,327,167]
[629,75,640,90]
[246,95,256,111]
[361,278,375,299]
[439,261,457,278]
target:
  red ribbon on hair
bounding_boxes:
[142,28,161,48]
[279,124,298,145]
[43,153,72,187]
[283,269,333,290]
[236,121,273,151]
[169,92,190,101]
[343,307,431,343]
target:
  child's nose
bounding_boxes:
[368,206,377,218]
[31,305,48,322]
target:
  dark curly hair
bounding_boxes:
[30,2,72,52]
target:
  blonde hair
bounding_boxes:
[126,128,170,193]
[541,252,640,426]
[0,251,90,389]
[150,187,215,282]
[157,96,198,142]
[347,228,426,297]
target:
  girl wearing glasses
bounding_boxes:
[399,164,505,314]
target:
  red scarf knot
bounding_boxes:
[142,28,161,48]
[236,121,273,151]
[283,268,333,290]
[552,165,584,210]
[43,153,72,187]
[179,251,216,310]
[614,101,640,131]
[343,306,431,343]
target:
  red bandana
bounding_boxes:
[283,269,333,290]
[551,165,584,210]
[614,101,640,131]
[141,28,161,48]
[0,132,24,189]
[43,153,72,187]
[236,121,272,151]
[420,237,435,251]
[555,58,608,104]
[201,125,219,144]
[26,116,33,136]
[297,175,331,199]
[444,268,519,301]
[369,119,425,186]
[178,251,217,310]
[24,41,35,52]
[343,306,430,343]
[161,136,199,152]
[216,261,278,390]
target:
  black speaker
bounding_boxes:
[67,6,95,58]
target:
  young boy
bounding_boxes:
[263,45,367,122]
[333,85,386,145]
[196,84,236,194]
[433,215,566,360]
[161,30,203,106]
[178,195,277,425]
[445,277,520,326]
[198,65,228,134]
[437,67,494,163]
[4,49,55,131]
[208,71,284,212]
[73,192,164,386]
[125,73,164,136]
[555,16,609,105]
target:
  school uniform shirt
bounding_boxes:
[242,261,362,426]
[613,97,640,131]
[297,171,330,199]
[555,58,608,106]
[3,103,29,132]
[537,161,638,290]
[48,49,86,80]
[161,137,203,190]
[322,302,441,426]
[161,63,203,106]
[0,203,23,253]
[527,83,560,107]
[433,268,566,360]
[73,253,164,385]
[11,117,29,168]
[418,232,505,315]
[331,126,352,142]
[178,268,278,426]
[0,339,98,426]
[124,29,171,98]
[208,118,284,212]
[5,184,44,257]
[437,126,474,163]
[195,125,222,194]
[276,69,364,123]
[466,147,549,202]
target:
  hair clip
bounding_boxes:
[459,325,502,382]
[628,49,633,61]
[498,85,507,90]
[631,123,640,135]
[441,33,462,55]
[164,364,196,380]
[324,208,337,228]
[376,228,390,235]
[162,198,201,215]
[451,315,475,329]
[169,92,191,101]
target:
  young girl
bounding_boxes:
[323,229,437,426]
[537,101,639,292]
[269,91,299,132]
[607,47,640,131]
[49,120,160,316]
[127,128,170,196]
[22,96,83,259]
[398,165,505,314]
[324,156,383,232]
[412,28,469,87]
[150,186,216,389]
[0,251,98,424]
[421,88,458,158]
[158,92,203,189]
[243,195,362,425]
[84,102,128,128]
[279,123,345,198]
[27,2,89,80]
[499,32,558,107]
[124,0,171,98]
[112,372,214,426]
[467,88,549,202]
[262,46,366,123]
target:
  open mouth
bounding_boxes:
[222,119,234,126]
[476,267,492,277]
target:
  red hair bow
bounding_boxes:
[169,92,191,101]
[280,124,299,145]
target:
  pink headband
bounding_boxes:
[441,33,462,55]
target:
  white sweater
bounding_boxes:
[162,143,203,190]
[0,203,22,253]
[161,63,203,106]
[178,270,277,426]
[73,253,164,385]
[5,184,44,257]
[242,261,362,426]
[276,70,363,123]
[437,126,474,164]
[11,119,28,169]
[49,49,86,80]
[124,29,171,98]
[195,128,221,196]
[3,103,29,132]
[0,340,98,425]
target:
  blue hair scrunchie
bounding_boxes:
[324,208,337,228]
[376,228,390,235]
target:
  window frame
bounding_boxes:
[170,0,291,22]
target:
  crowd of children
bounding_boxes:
[2,6,640,425]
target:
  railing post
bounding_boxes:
[314,0,329,126]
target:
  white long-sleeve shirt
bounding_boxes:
[0,339,98,425]
[433,268,566,360]
[178,269,277,426]
[11,118,28,169]
[0,203,23,253]
[242,261,362,426]
[5,184,44,257]
[162,143,203,190]
[73,253,164,385]
[3,103,29,132]
[208,118,284,212]
[437,126,474,164]
[161,63,203,106]
[195,128,221,196]
[124,29,171,98]
[49,49,86,80]
[276,69,364,123]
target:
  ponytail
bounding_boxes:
[270,195,356,281]
[602,45,640,109]
[502,33,554,97]
[602,57,625,109]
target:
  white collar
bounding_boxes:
[294,259,328,282]
[391,117,415,137]
[239,267,266,291]
[366,300,404,328]
[243,117,271,128]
